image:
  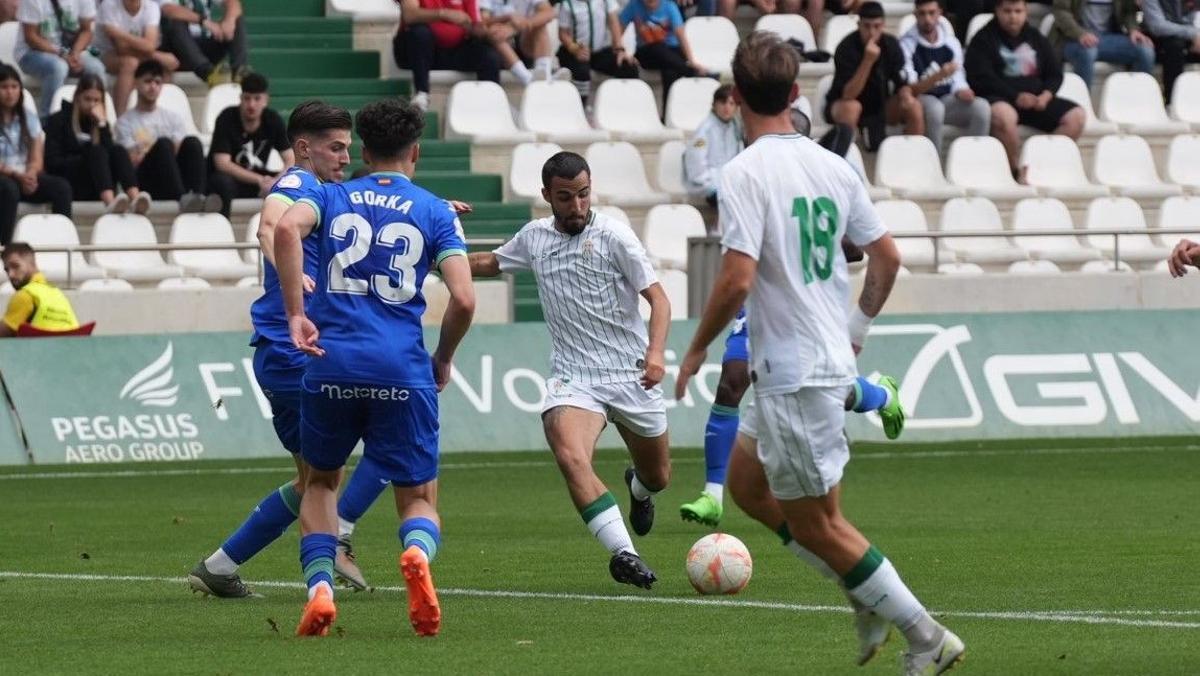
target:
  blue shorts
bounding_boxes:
[722,307,749,364]
[252,342,306,455]
[300,379,440,486]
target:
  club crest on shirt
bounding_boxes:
[582,239,594,260]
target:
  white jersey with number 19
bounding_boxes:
[719,133,889,395]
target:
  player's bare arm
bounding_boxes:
[675,250,758,399]
[275,202,322,356]
[850,233,900,354]
[432,255,477,392]
[467,252,502,277]
[640,282,671,389]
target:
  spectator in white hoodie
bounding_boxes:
[683,84,742,207]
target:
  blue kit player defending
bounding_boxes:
[274,98,476,638]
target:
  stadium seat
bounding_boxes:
[508,142,563,202]
[1158,195,1200,238]
[446,81,537,144]
[656,140,688,198]
[16,320,95,337]
[585,141,669,206]
[326,0,399,19]
[1165,134,1200,193]
[157,277,212,290]
[1008,259,1062,274]
[520,81,609,143]
[845,144,890,200]
[594,205,632,226]
[821,14,858,52]
[78,278,133,292]
[1057,73,1118,136]
[21,88,36,119]
[1080,258,1134,273]
[945,136,1037,200]
[812,74,833,130]
[167,214,258,281]
[938,262,985,275]
[684,17,738,76]
[642,204,707,270]
[203,83,241,134]
[665,78,721,133]
[872,199,945,268]
[1169,72,1200,128]
[875,135,966,200]
[90,214,184,282]
[243,213,260,265]
[12,214,104,284]
[755,14,832,77]
[966,13,993,44]
[938,197,1028,264]
[50,85,117,124]
[1038,13,1056,36]
[0,22,21,77]
[593,79,682,142]
[1019,135,1111,200]
[1099,73,1190,136]
[1011,198,1102,263]
[638,268,688,320]
[235,276,260,288]
[1092,135,1184,199]
[1084,197,1170,264]
[126,84,200,136]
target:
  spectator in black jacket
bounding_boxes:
[45,73,149,215]
[206,72,291,217]
[965,0,1084,176]
[1142,0,1200,102]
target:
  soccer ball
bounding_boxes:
[686,533,753,595]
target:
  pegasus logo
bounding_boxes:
[120,343,180,408]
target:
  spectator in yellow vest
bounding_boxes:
[0,242,79,336]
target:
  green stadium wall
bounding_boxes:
[0,310,1197,465]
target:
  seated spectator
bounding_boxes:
[14,0,107,118]
[97,0,180,117]
[394,0,502,111]
[828,2,924,150]
[901,0,990,152]
[619,0,709,107]
[556,0,640,108]
[0,66,72,246]
[966,0,1084,175]
[159,0,247,85]
[1050,0,1153,89]
[482,0,569,84]
[1142,0,1200,103]
[45,73,149,214]
[0,242,79,337]
[207,73,292,217]
[683,84,742,207]
[116,59,213,212]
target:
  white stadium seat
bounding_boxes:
[945,136,1037,200]
[938,262,985,275]
[845,144,890,200]
[665,78,721,133]
[1158,196,1200,238]
[1019,135,1110,200]
[875,135,966,200]
[167,214,258,281]
[21,88,36,119]
[79,278,134,292]
[1084,197,1170,264]
[508,142,563,202]
[243,213,261,265]
[642,204,707,270]
[521,81,610,144]
[12,214,104,283]
[1057,72,1118,136]
[593,79,682,143]
[326,0,400,19]
[821,14,858,52]
[157,277,212,290]
[873,199,944,268]
[656,269,690,319]
[127,83,200,136]
[585,141,669,206]
[938,197,1028,264]
[656,140,688,198]
[684,17,739,76]
[1099,73,1191,136]
[90,214,184,282]
[1011,198,1102,264]
[1092,135,1184,199]
[1080,259,1134,273]
[1169,72,1200,128]
[1165,135,1200,193]
[235,276,260,288]
[446,81,536,144]
[203,83,241,134]
[594,205,632,226]
[966,13,993,44]
[50,85,118,124]
[0,22,22,77]
[812,74,834,130]
[755,14,832,77]
[1008,259,1062,274]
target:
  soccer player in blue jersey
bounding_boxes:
[275,98,475,638]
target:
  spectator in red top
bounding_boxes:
[394,0,502,111]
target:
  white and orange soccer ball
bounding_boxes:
[686,533,753,595]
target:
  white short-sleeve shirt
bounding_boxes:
[14,0,98,62]
[116,106,188,153]
[94,0,161,56]
[556,0,620,52]
[720,133,888,394]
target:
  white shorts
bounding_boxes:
[542,378,668,438]
[754,386,851,501]
[738,399,759,440]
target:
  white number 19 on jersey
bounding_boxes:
[326,213,425,305]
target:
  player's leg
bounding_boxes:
[331,456,391,591]
[603,381,670,538]
[395,480,443,637]
[681,362,749,526]
[845,375,906,440]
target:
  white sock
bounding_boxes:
[307,579,333,601]
[703,482,724,505]
[204,548,237,575]
[630,474,657,501]
[786,540,865,610]
[534,56,553,78]
[338,518,355,539]
[586,504,636,555]
[846,558,938,649]
[511,62,533,85]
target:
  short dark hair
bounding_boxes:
[913,0,941,7]
[2,242,34,260]
[713,84,734,103]
[995,0,1024,6]
[355,98,424,161]
[541,151,590,188]
[859,1,885,19]
[134,59,165,80]
[732,31,799,116]
[240,72,269,95]
[287,100,353,144]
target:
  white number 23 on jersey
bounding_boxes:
[327,213,425,304]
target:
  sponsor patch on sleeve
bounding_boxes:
[277,174,302,190]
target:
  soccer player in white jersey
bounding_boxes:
[675,32,965,675]
[468,151,671,589]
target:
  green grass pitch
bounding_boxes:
[2,442,1197,675]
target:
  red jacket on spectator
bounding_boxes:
[403,0,481,49]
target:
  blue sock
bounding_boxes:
[299,532,337,594]
[704,404,740,485]
[852,377,890,413]
[220,482,301,565]
[337,456,390,527]
[400,517,441,563]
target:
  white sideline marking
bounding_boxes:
[2,570,1197,630]
[2,443,1197,481]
